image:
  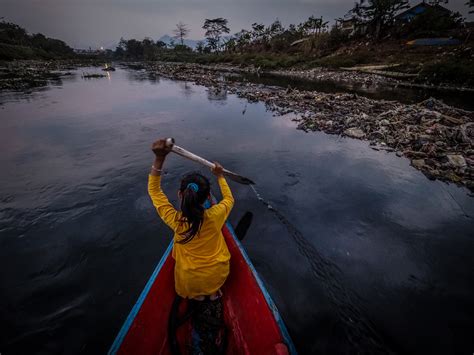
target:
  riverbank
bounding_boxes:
[3,60,472,98]
[2,60,472,191]
[157,62,474,94]
[0,60,103,91]
[137,62,473,192]
[191,37,474,89]
[2,60,473,355]
[264,66,474,93]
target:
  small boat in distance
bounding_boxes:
[108,200,296,354]
[81,72,106,79]
[102,63,116,71]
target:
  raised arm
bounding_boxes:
[148,139,179,230]
[216,176,234,217]
[209,162,234,224]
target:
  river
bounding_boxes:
[0,67,473,354]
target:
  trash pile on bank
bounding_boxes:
[144,62,473,191]
[296,94,473,189]
[0,62,63,90]
[268,67,400,87]
[0,61,103,91]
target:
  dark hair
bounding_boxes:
[178,172,211,243]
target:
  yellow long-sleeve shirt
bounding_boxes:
[148,174,234,298]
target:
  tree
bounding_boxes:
[286,23,304,40]
[268,19,284,38]
[0,20,29,45]
[251,23,266,42]
[303,16,329,35]
[114,45,124,58]
[115,37,127,58]
[467,0,474,14]
[142,37,155,60]
[126,39,144,58]
[234,29,251,51]
[173,22,190,46]
[173,44,192,52]
[203,18,230,52]
[156,40,167,49]
[352,0,409,39]
[223,37,237,52]
[195,41,205,53]
[0,20,74,58]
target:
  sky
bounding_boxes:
[2,0,473,49]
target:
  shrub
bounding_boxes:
[418,59,474,86]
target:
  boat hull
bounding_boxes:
[109,222,296,354]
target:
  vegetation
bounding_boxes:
[396,6,463,38]
[202,18,230,52]
[114,37,193,61]
[1,0,472,87]
[107,1,473,87]
[173,22,190,46]
[0,20,75,60]
[352,0,409,39]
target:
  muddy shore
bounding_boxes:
[136,62,474,192]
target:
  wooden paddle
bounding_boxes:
[165,138,255,185]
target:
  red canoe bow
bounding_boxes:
[109,220,296,354]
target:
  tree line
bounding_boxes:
[113,0,466,60]
[0,20,74,60]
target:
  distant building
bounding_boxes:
[395,1,452,23]
[338,18,357,32]
[335,15,368,36]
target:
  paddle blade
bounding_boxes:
[234,211,254,241]
[225,172,255,185]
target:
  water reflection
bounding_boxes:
[206,86,227,104]
[0,67,473,355]
[178,81,194,99]
[0,86,52,105]
[233,73,474,110]
[125,70,160,84]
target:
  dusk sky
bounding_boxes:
[2,0,473,49]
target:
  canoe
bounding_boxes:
[109,208,296,354]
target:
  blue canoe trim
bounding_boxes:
[108,241,174,355]
[224,221,298,355]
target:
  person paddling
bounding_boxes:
[148,138,234,299]
[149,139,234,351]
[148,139,234,352]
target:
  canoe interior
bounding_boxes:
[109,222,296,354]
